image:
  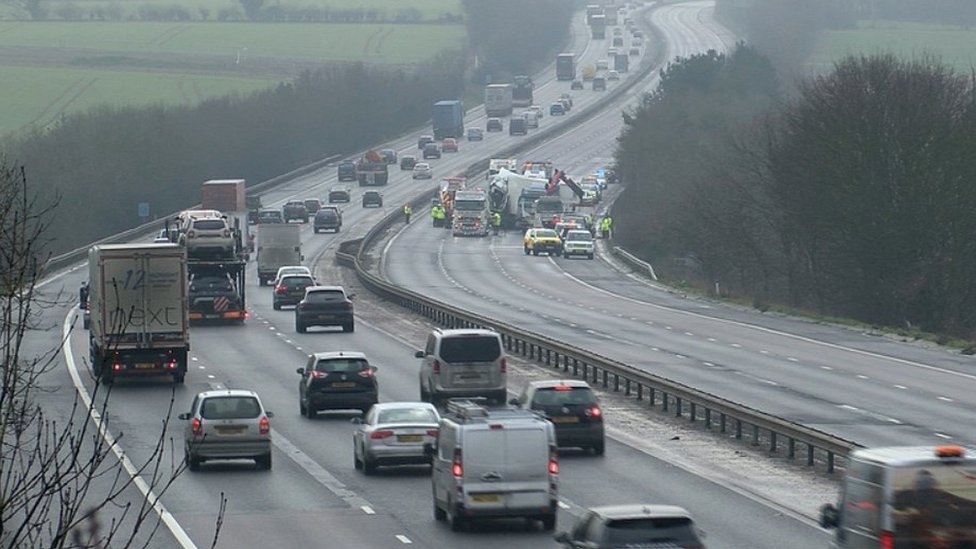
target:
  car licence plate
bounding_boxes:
[134,363,156,369]
[397,435,423,443]
[470,494,501,503]
[331,382,355,388]
[216,427,245,435]
[318,314,334,320]
[550,416,579,424]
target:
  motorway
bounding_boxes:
[31,2,835,548]
[384,7,976,452]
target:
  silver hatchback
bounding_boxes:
[179,389,274,471]
[352,402,440,474]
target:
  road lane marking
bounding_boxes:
[396,535,412,544]
[938,396,953,402]
[362,506,375,515]
[62,308,199,549]
[935,433,952,439]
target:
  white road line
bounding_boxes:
[272,435,373,509]
[557,501,571,509]
[938,396,953,402]
[557,264,976,381]
[395,535,412,544]
[787,357,798,362]
[760,350,769,354]
[362,506,375,515]
[62,308,199,549]
[731,343,741,348]
[856,375,869,380]
[821,366,833,370]
[935,432,953,439]
[894,384,907,389]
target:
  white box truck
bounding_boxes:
[256,224,302,286]
[88,243,189,384]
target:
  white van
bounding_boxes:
[415,328,507,404]
[427,399,558,532]
[820,445,976,548]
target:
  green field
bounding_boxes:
[0,65,276,133]
[808,20,976,73]
[4,0,462,20]
[0,22,465,62]
[0,18,465,137]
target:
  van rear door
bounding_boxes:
[439,335,503,390]
[462,425,549,512]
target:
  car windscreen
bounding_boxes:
[283,277,314,288]
[305,290,346,303]
[566,232,592,242]
[190,277,233,292]
[532,387,597,406]
[201,396,261,419]
[604,517,698,545]
[192,219,225,230]
[377,407,438,425]
[315,358,368,373]
[454,200,485,211]
[439,335,501,363]
[535,230,558,238]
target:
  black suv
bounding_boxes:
[295,285,354,333]
[273,275,316,310]
[313,207,342,233]
[328,186,351,203]
[486,118,503,132]
[257,209,284,224]
[297,351,378,417]
[417,135,435,149]
[282,200,308,223]
[337,161,357,181]
[362,190,383,208]
[512,379,605,455]
[400,155,417,171]
[303,198,322,214]
[422,143,441,159]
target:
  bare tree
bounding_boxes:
[0,162,217,548]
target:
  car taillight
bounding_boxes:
[341,302,353,310]
[432,360,441,374]
[191,418,203,436]
[112,362,122,371]
[500,358,507,373]
[548,446,559,475]
[370,430,394,440]
[426,429,439,437]
[275,284,287,294]
[166,359,178,370]
[880,531,894,549]
[452,448,463,478]
[259,416,270,435]
[357,369,374,378]
[310,370,327,378]
[585,406,602,421]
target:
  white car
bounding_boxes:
[527,105,544,119]
[608,70,620,81]
[412,162,433,179]
[179,389,274,471]
[596,59,609,70]
[562,230,595,259]
[352,402,440,474]
[273,265,312,287]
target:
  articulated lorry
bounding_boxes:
[88,243,189,385]
[356,150,389,186]
[591,14,606,39]
[452,189,490,237]
[256,224,302,286]
[487,169,549,230]
[484,84,513,117]
[432,100,464,140]
[488,158,518,179]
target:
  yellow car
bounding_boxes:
[523,228,563,256]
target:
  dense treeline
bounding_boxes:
[461,0,577,82]
[614,47,976,336]
[6,52,466,255]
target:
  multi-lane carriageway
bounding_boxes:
[26,2,939,548]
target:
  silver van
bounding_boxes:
[426,399,558,532]
[415,328,507,404]
[820,445,976,548]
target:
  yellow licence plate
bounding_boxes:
[550,416,579,424]
[397,435,423,442]
[331,382,355,388]
[471,494,501,503]
[216,427,245,435]
[134,363,156,369]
